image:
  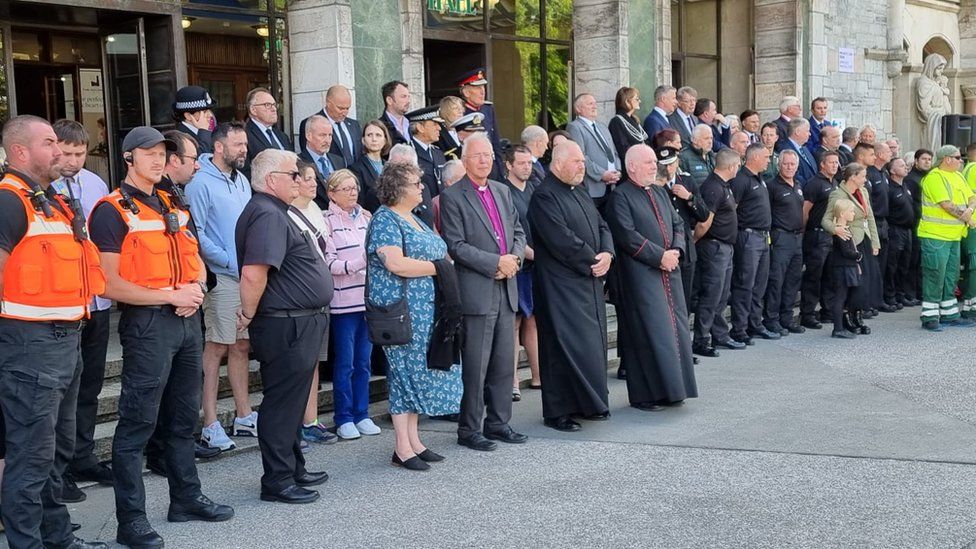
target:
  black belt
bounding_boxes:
[742,227,770,235]
[772,228,802,234]
[120,304,177,313]
[258,306,329,318]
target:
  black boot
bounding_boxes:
[842,311,858,333]
[854,310,871,335]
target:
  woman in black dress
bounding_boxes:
[607,86,649,178]
[350,120,391,213]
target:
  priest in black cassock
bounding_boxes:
[606,145,698,411]
[529,141,615,432]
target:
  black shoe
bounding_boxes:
[878,303,898,313]
[801,318,823,329]
[417,449,445,462]
[853,310,871,335]
[430,414,460,422]
[894,301,904,310]
[457,433,497,451]
[714,339,746,350]
[663,400,685,407]
[633,401,664,411]
[167,494,234,523]
[543,416,582,432]
[616,367,627,380]
[70,462,114,485]
[392,452,430,471]
[260,485,320,504]
[785,324,806,334]
[693,356,700,365]
[195,441,222,460]
[583,411,611,421]
[692,344,719,358]
[65,537,108,549]
[117,518,164,549]
[60,477,86,503]
[72,523,81,532]
[484,426,528,444]
[734,333,756,345]
[752,328,782,340]
[145,457,167,478]
[831,329,857,339]
[294,471,329,487]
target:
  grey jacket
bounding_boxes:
[567,117,621,199]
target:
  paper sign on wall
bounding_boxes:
[79,68,104,113]
[838,48,855,73]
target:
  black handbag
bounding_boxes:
[364,215,413,346]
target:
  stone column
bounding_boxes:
[399,0,425,108]
[573,0,629,120]
[752,0,801,121]
[287,0,355,129]
[655,0,672,86]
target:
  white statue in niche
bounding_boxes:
[916,53,952,151]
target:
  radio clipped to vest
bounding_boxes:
[61,181,89,242]
[157,192,183,235]
[26,181,55,219]
[117,185,141,215]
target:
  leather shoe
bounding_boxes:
[60,477,86,503]
[693,356,700,365]
[295,471,329,487]
[752,328,782,340]
[417,449,445,462]
[616,367,627,380]
[167,494,234,522]
[785,324,806,334]
[584,411,611,421]
[145,458,167,478]
[260,485,320,504]
[633,401,664,411]
[831,329,857,339]
[73,523,81,532]
[392,452,430,471]
[484,426,528,444]
[692,344,719,358]
[457,433,497,451]
[70,462,114,485]
[714,339,746,350]
[800,318,822,329]
[195,441,222,459]
[543,416,581,432]
[117,518,164,548]
[878,303,898,313]
[65,537,108,549]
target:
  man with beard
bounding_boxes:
[529,141,614,432]
[799,150,841,328]
[904,148,933,305]
[185,122,257,454]
[607,145,697,411]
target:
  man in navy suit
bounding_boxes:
[774,96,802,152]
[298,85,362,166]
[520,124,549,185]
[642,85,676,142]
[668,86,699,149]
[298,115,346,209]
[244,87,293,178]
[780,118,817,188]
[379,80,411,146]
[806,97,830,156]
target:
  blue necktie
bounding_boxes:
[266,128,281,150]
[318,156,332,178]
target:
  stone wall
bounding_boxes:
[627,0,657,101]
[573,0,629,120]
[753,0,801,120]
[350,0,405,122]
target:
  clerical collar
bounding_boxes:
[469,178,489,192]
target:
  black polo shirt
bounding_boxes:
[0,169,66,253]
[730,167,771,230]
[699,172,738,244]
[804,173,836,232]
[768,175,804,232]
[235,192,333,315]
[90,183,168,253]
[887,179,916,228]
[866,166,889,219]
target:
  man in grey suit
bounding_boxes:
[440,134,528,452]
[566,93,621,211]
[668,86,699,149]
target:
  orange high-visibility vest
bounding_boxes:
[94,188,201,289]
[0,173,106,321]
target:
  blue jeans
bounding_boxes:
[331,312,372,425]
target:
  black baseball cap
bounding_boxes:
[122,126,177,153]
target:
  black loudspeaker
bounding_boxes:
[942,114,974,150]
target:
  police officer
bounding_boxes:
[458,68,503,178]
[885,157,916,309]
[406,105,447,229]
[799,150,841,328]
[0,114,107,548]
[729,143,779,345]
[173,85,217,154]
[693,148,742,358]
[763,149,806,335]
[89,127,233,548]
[866,142,895,312]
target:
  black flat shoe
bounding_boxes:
[715,339,746,350]
[70,462,114,485]
[392,452,430,471]
[484,426,528,444]
[295,471,329,487]
[72,523,81,532]
[167,494,234,522]
[801,319,822,329]
[457,433,497,451]
[417,449,445,462]
[692,345,719,358]
[633,401,665,411]
[260,485,320,504]
[543,416,581,432]
[831,329,857,339]
[693,356,700,365]
[663,400,685,407]
[616,367,627,380]
[584,411,611,421]
[785,324,806,334]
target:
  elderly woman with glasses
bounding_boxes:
[322,169,380,440]
[367,162,462,471]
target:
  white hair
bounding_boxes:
[461,133,493,157]
[521,125,547,145]
[779,96,801,113]
[387,143,418,167]
[305,114,329,136]
[692,123,712,140]
[441,159,466,185]
[250,149,297,192]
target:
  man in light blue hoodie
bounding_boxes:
[185,121,256,452]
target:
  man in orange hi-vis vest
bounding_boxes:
[0,114,107,549]
[88,127,233,549]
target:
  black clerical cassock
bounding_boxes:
[528,171,614,420]
[606,179,698,407]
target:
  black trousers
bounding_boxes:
[0,317,82,549]
[872,219,889,307]
[248,313,328,493]
[113,306,204,525]
[764,230,803,329]
[693,238,734,345]
[800,228,834,322]
[680,257,697,313]
[69,308,111,473]
[908,231,922,299]
[831,275,865,333]
[730,229,770,339]
[885,225,914,303]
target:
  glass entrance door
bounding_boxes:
[102,19,148,185]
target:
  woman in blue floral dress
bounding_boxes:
[366,162,462,471]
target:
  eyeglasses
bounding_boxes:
[180,154,198,162]
[270,171,301,181]
[254,102,278,110]
[331,185,358,193]
[950,155,963,160]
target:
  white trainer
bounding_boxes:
[201,421,236,451]
[233,411,258,437]
[355,418,381,436]
[336,422,361,440]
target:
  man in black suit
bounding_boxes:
[298,114,346,209]
[379,80,411,146]
[774,96,802,152]
[668,86,698,149]
[244,87,293,177]
[407,106,446,228]
[298,84,362,165]
[814,124,841,165]
[838,127,857,166]
[520,124,549,184]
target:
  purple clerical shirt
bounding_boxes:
[470,180,508,255]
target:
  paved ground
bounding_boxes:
[16,308,976,548]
